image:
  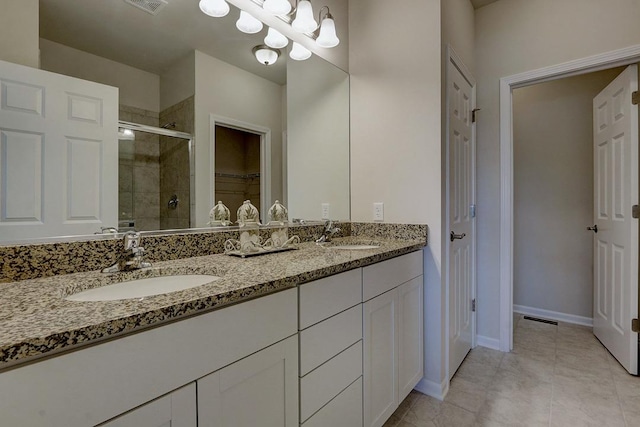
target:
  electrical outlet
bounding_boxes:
[373,202,384,221]
[321,203,330,220]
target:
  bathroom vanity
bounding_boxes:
[0,227,425,427]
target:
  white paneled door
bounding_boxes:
[0,59,118,242]
[592,64,639,375]
[447,49,476,378]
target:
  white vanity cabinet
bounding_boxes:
[0,288,298,427]
[298,269,364,427]
[197,335,298,427]
[362,251,424,427]
[100,383,197,427]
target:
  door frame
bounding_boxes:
[209,114,272,224]
[445,45,477,376]
[498,44,640,352]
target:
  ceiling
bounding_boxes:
[470,0,500,9]
[39,0,287,84]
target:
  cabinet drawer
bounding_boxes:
[300,341,362,422]
[300,305,362,376]
[301,377,362,427]
[362,251,423,301]
[299,268,362,329]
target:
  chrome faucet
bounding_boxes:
[95,227,118,234]
[315,220,341,243]
[102,231,152,273]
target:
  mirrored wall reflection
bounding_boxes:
[118,113,193,232]
[214,125,261,224]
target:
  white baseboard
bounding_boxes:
[476,335,501,351]
[414,377,449,401]
[514,304,593,327]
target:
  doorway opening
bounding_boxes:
[512,67,624,328]
[499,45,640,373]
[214,125,261,223]
[209,115,272,225]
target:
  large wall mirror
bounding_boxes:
[0,0,349,244]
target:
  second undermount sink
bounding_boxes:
[329,245,380,250]
[65,274,221,302]
[321,242,380,250]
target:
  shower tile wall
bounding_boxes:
[159,96,194,230]
[119,105,160,231]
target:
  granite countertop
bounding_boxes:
[0,236,425,368]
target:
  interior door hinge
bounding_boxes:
[633,205,640,219]
[633,318,640,333]
[472,108,481,123]
[633,91,640,105]
[471,299,476,312]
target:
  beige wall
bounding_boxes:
[0,0,39,68]
[442,0,475,75]
[475,0,640,340]
[160,52,195,112]
[40,39,160,112]
[513,68,623,320]
[349,0,443,391]
[194,50,283,227]
[287,54,350,221]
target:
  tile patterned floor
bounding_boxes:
[384,314,640,427]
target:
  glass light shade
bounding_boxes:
[289,42,311,61]
[118,128,135,140]
[264,27,289,49]
[236,10,263,34]
[253,46,280,66]
[291,0,317,33]
[263,0,292,15]
[316,16,339,48]
[198,0,229,17]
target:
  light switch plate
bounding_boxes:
[321,203,330,220]
[373,202,384,221]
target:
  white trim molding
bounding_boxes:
[514,305,593,327]
[498,44,640,352]
[415,377,449,402]
[476,335,501,351]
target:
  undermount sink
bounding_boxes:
[65,274,221,302]
[323,244,380,250]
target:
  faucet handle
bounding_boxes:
[123,231,141,250]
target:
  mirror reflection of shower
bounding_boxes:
[118,120,193,232]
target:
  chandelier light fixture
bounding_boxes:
[199,0,340,61]
[315,6,339,48]
[236,10,263,34]
[291,0,317,33]
[264,27,289,49]
[253,45,281,65]
[199,0,230,17]
[262,0,291,15]
[289,42,311,61]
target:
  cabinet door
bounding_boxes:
[363,289,398,427]
[99,383,196,427]
[197,335,298,427]
[398,276,424,401]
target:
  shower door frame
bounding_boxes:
[118,120,195,228]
